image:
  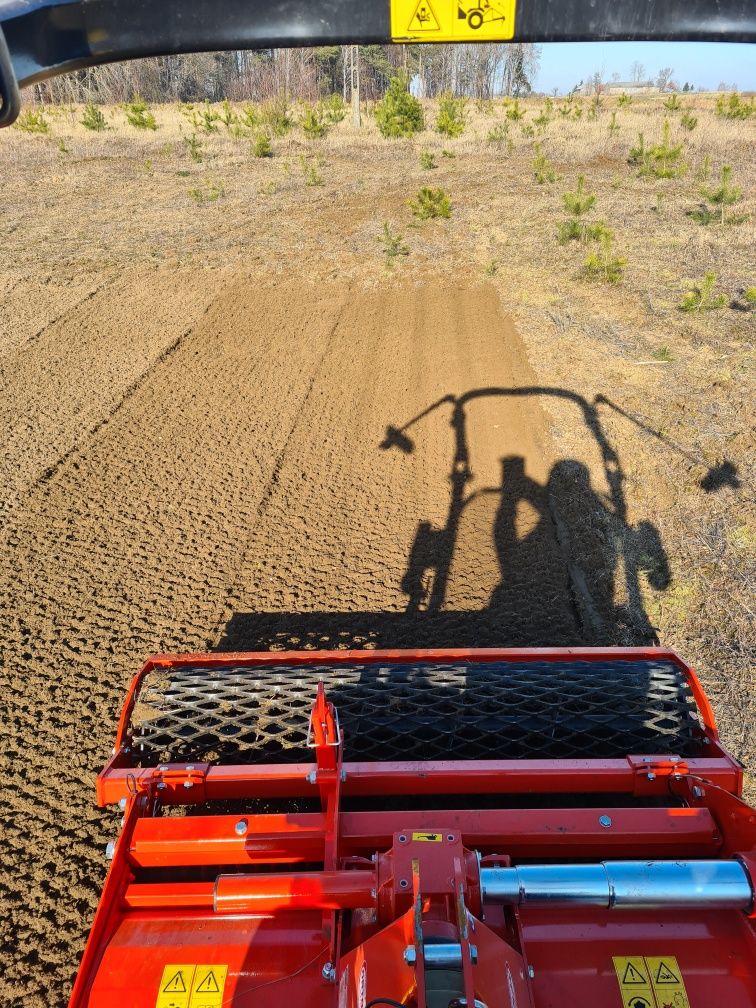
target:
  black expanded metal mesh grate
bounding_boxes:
[128,659,704,767]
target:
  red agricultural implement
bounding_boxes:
[68,648,755,1008]
[1,2,754,1006]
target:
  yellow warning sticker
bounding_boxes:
[155,965,228,1008]
[391,0,517,42]
[189,965,228,1008]
[646,956,690,1008]
[156,965,194,1008]
[613,956,690,1008]
[613,956,656,1008]
[412,831,443,842]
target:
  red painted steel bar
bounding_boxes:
[214,870,376,914]
[127,807,720,868]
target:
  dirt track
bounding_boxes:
[1,273,637,1005]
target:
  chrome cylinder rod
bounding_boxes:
[481,860,753,911]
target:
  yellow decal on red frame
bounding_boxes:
[612,955,691,1008]
[391,0,517,42]
[155,965,194,1008]
[612,956,656,1008]
[155,964,228,1008]
[646,956,690,1008]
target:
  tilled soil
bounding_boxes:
[0,274,626,1006]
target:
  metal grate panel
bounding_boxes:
[128,660,703,766]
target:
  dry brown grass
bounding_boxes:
[2,94,754,785]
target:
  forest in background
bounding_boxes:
[30,43,542,104]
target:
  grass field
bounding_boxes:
[0,92,754,1005]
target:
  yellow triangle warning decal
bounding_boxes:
[408,0,440,31]
[163,970,188,993]
[195,971,220,993]
[622,962,647,985]
[655,961,680,984]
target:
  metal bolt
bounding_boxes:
[307,770,317,784]
[599,815,612,828]
[321,962,336,983]
[692,785,704,798]
[398,834,407,843]
[183,781,193,789]
[340,769,347,782]
[235,819,248,836]
[404,947,417,966]
[528,965,535,980]
[647,772,656,781]
[186,765,195,771]
[156,782,167,791]
[118,797,127,811]
[105,840,116,860]
[399,878,409,888]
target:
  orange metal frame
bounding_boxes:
[69,648,755,1008]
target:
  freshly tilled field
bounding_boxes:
[1,94,753,1006]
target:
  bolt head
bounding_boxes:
[404,947,417,966]
[692,785,704,798]
[234,818,248,836]
[321,962,336,983]
[186,764,195,771]
[183,781,193,789]
[118,797,127,811]
[528,965,535,979]
[599,815,612,828]
[647,771,656,781]
[105,840,116,860]
[307,770,317,784]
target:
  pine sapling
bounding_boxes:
[379,222,410,261]
[15,108,50,133]
[699,164,744,224]
[638,120,687,179]
[505,99,525,121]
[533,143,557,184]
[678,272,727,311]
[300,106,329,139]
[184,133,203,162]
[715,92,754,120]
[584,232,626,284]
[628,132,646,167]
[252,131,272,157]
[375,75,424,138]
[408,187,451,220]
[81,103,107,131]
[436,93,466,137]
[125,95,157,130]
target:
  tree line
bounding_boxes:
[30,43,541,105]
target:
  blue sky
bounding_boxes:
[535,42,755,93]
